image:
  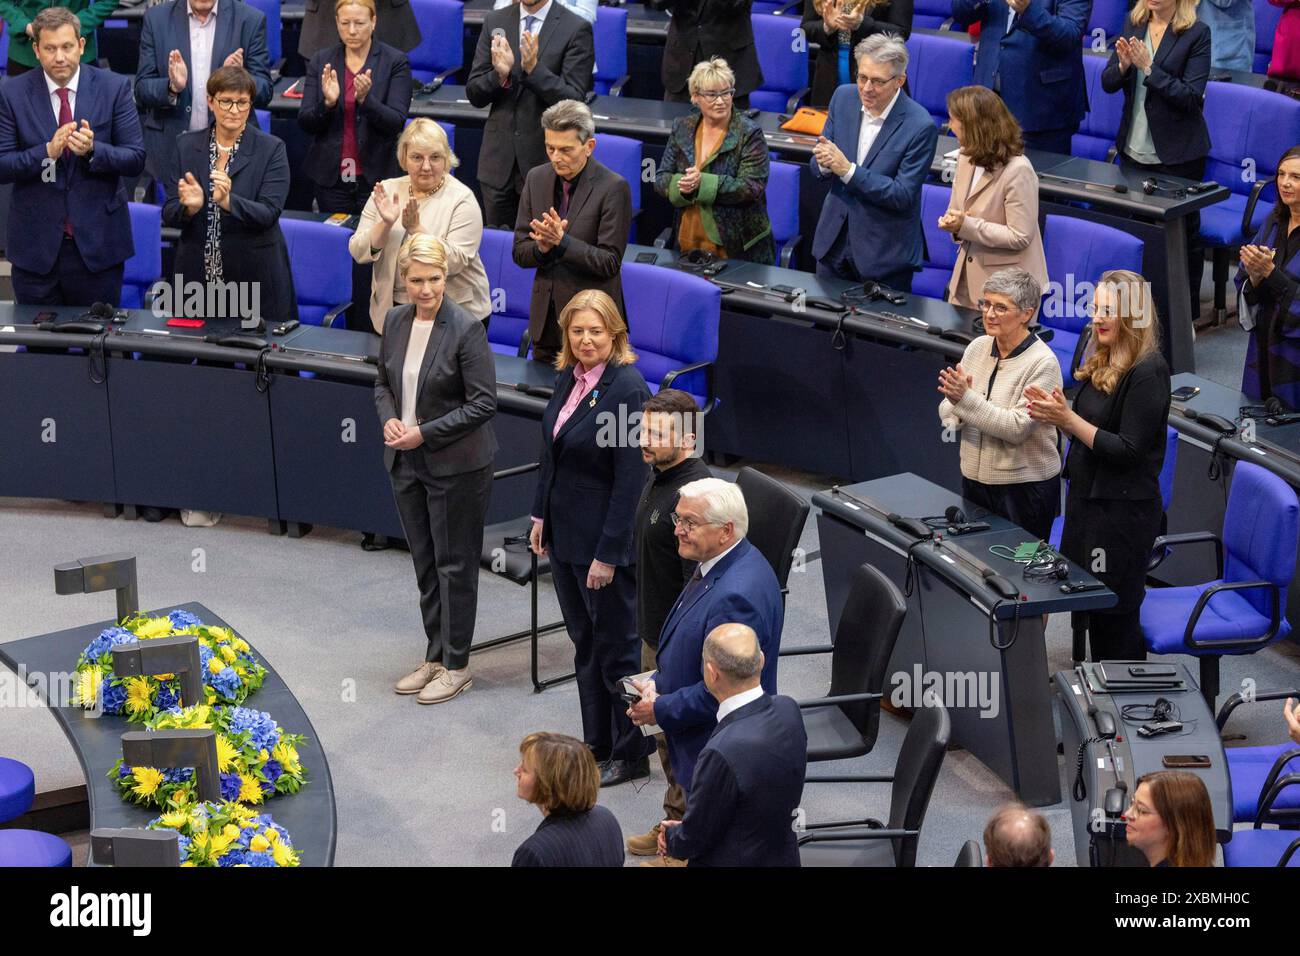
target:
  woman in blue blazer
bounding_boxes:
[1102,0,1211,315]
[1237,146,1300,407]
[297,0,413,215]
[163,66,296,325]
[530,290,654,787]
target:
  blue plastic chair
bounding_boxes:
[243,0,283,73]
[593,6,629,95]
[1141,462,1299,707]
[594,133,642,240]
[915,182,956,299]
[1039,215,1144,386]
[121,203,162,310]
[621,261,721,409]
[1257,0,1285,74]
[913,0,954,29]
[478,227,534,357]
[0,830,72,867]
[768,160,801,267]
[1072,54,1123,162]
[750,13,809,113]
[281,217,353,326]
[904,31,975,127]
[1082,0,1127,47]
[408,0,464,85]
[0,757,35,823]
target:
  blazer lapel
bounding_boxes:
[1150,23,1174,69]
[562,161,600,224]
[213,0,237,72]
[226,126,255,178]
[384,305,413,412]
[862,99,905,170]
[415,303,451,396]
[555,361,614,443]
[963,162,999,207]
[542,367,575,442]
[950,157,974,209]
[174,0,193,79]
[535,6,560,62]
[27,72,57,144]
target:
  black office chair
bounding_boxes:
[735,466,809,599]
[797,703,951,867]
[473,463,574,693]
[954,840,983,867]
[799,564,906,782]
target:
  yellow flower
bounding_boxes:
[131,767,164,799]
[237,773,265,804]
[231,638,250,654]
[134,617,174,639]
[271,841,298,867]
[227,803,256,823]
[250,834,270,853]
[180,860,196,867]
[215,735,238,773]
[207,657,226,675]
[158,810,189,829]
[264,827,281,844]
[222,824,240,841]
[124,678,153,717]
[272,743,301,774]
[219,645,237,664]
[208,829,235,858]
[75,669,101,708]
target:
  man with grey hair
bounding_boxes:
[937,267,1062,541]
[627,477,784,864]
[810,33,938,293]
[513,98,630,365]
[655,623,806,866]
[983,801,1054,867]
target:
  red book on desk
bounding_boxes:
[282,79,304,99]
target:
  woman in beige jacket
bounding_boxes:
[939,86,1049,311]
[937,268,1062,542]
[349,119,492,332]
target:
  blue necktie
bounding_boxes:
[524,14,538,35]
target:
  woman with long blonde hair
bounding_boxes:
[1026,271,1171,660]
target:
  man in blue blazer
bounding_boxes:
[660,624,806,866]
[135,0,273,183]
[0,7,145,306]
[809,33,938,293]
[951,0,1091,155]
[628,477,783,804]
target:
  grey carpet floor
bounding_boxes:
[0,299,1294,868]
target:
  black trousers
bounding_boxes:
[1022,127,1077,156]
[389,453,493,671]
[1119,153,1207,318]
[550,558,650,763]
[815,221,914,292]
[531,299,564,366]
[12,236,124,307]
[480,174,524,231]
[314,177,374,334]
[961,475,1061,545]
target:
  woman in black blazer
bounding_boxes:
[163,66,296,325]
[512,732,624,866]
[802,0,912,108]
[377,234,498,705]
[1102,0,1211,313]
[297,0,413,215]
[529,290,654,787]
[1027,270,1172,661]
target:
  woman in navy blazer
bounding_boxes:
[297,0,412,215]
[530,290,654,786]
[1102,0,1212,312]
[162,66,296,325]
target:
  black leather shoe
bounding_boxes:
[600,757,650,788]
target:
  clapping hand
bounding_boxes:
[321,63,341,107]
[521,29,539,74]
[1240,244,1276,286]
[491,32,515,79]
[167,49,188,93]
[1127,37,1153,71]
[814,136,850,177]
[178,171,205,215]
[210,168,232,210]
[354,69,373,103]
[937,209,965,236]
[938,363,973,403]
[372,181,401,224]
[223,47,245,69]
[66,120,94,157]
[46,122,75,160]
[678,165,701,195]
[529,207,567,253]
[1025,384,1072,427]
[401,197,421,233]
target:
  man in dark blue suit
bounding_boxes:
[809,33,938,293]
[951,0,1091,155]
[628,476,783,862]
[135,0,273,183]
[660,624,806,866]
[0,7,145,306]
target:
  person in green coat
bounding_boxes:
[0,0,118,74]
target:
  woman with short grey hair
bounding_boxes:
[937,267,1062,541]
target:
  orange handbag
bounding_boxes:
[780,107,829,136]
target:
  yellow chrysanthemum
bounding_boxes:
[264,827,281,843]
[249,834,270,853]
[227,802,256,822]
[237,773,265,804]
[75,669,101,708]
[207,626,235,643]
[131,767,164,798]
[124,678,153,717]
[208,830,235,858]
[158,810,189,829]
[134,617,174,639]
[271,743,301,774]
[271,841,297,867]
[215,735,238,773]
[180,860,196,867]
[207,657,226,675]
[222,823,241,841]
[231,638,250,654]
[219,645,237,664]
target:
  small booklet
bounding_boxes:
[622,670,661,737]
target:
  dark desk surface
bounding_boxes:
[814,473,1116,618]
[1169,372,1300,486]
[0,601,338,866]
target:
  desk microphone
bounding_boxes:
[1039,171,1129,195]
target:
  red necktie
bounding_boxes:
[56,87,73,237]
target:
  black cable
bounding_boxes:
[87,329,109,385]
[1207,433,1226,482]
[830,311,848,351]
[902,537,929,597]
[254,346,273,393]
[988,598,1021,650]
[1074,735,1104,802]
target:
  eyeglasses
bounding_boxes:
[856,74,899,89]
[696,88,735,101]
[670,512,716,533]
[976,300,1019,318]
[214,98,252,113]
[1127,801,1158,819]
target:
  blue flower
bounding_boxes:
[168,610,202,629]
[208,667,241,700]
[242,850,276,867]
[117,764,132,780]
[225,707,279,752]
[100,680,127,715]
[219,772,241,802]
[82,627,137,663]
[198,643,214,670]
[217,849,247,867]
[262,759,283,786]
[154,684,180,712]
[162,767,193,784]
[176,835,191,859]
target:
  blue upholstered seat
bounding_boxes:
[478,227,534,358]
[0,757,35,823]
[916,182,956,299]
[1223,828,1300,867]
[121,203,162,310]
[768,160,801,268]
[904,31,974,127]
[408,0,464,85]
[1072,54,1123,162]
[751,13,809,114]
[621,261,721,408]
[593,6,629,96]
[0,830,72,867]
[1227,742,1300,823]
[281,218,353,327]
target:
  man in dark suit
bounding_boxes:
[467,0,594,228]
[628,476,783,864]
[512,99,630,365]
[0,7,145,307]
[135,0,273,184]
[951,0,1091,156]
[649,0,762,107]
[659,623,806,866]
[809,33,938,293]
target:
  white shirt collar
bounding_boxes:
[698,538,742,579]
[862,87,901,124]
[46,67,80,98]
[716,685,765,723]
[520,0,552,25]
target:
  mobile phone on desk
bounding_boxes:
[166,317,205,328]
[1162,755,1211,769]
[34,311,57,323]
[1059,579,1106,594]
[1171,385,1200,402]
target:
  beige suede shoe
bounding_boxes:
[417,667,473,704]
[638,855,687,867]
[626,824,662,857]
[394,661,445,695]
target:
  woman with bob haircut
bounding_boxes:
[512,731,625,866]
